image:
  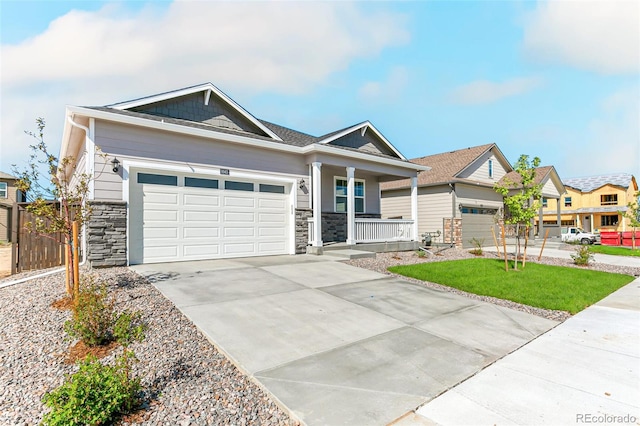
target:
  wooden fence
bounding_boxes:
[11,202,65,274]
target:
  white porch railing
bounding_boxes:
[307,217,415,244]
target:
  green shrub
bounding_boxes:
[64,276,146,348]
[64,278,116,346]
[42,351,141,426]
[416,250,426,258]
[571,245,594,266]
[469,237,484,256]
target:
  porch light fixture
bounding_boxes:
[111,157,120,173]
[299,178,306,189]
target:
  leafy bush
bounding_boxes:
[416,250,426,258]
[64,276,146,348]
[571,245,594,266]
[42,351,141,426]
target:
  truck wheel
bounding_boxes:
[581,238,591,245]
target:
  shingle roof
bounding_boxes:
[380,143,496,190]
[0,171,17,180]
[499,166,554,188]
[563,173,635,192]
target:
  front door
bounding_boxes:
[582,215,591,232]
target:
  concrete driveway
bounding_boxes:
[132,255,557,425]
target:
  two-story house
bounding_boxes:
[539,173,638,233]
[0,171,19,242]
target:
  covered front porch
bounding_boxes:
[300,157,426,255]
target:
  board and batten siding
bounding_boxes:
[381,186,453,237]
[460,151,508,183]
[92,120,309,206]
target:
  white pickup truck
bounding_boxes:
[561,227,598,245]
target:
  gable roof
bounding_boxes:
[107,82,283,141]
[563,173,637,193]
[317,121,407,161]
[499,165,566,196]
[381,143,508,190]
[0,171,17,180]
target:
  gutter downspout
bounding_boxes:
[3,117,93,288]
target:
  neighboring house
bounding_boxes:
[381,143,512,248]
[58,83,429,266]
[0,171,19,242]
[499,166,566,238]
[541,173,638,233]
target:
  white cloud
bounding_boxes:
[523,0,639,74]
[358,67,409,102]
[0,1,409,171]
[449,76,543,105]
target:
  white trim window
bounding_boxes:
[334,177,365,213]
[0,182,7,198]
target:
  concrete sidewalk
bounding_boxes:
[411,278,640,425]
[132,255,557,425]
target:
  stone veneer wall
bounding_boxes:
[443,217,463,248]
[295,209,313,254]
[87,201,127,267]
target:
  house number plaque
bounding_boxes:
[220,169,230,175]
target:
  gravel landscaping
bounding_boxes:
[0,267,294,426]
[2,249,638,425]
[347,248,640,323]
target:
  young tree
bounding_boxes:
[494,155,543,270]
[13,118,98,300]
[621,190,640,250]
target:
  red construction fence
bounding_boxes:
[600,231,640,247]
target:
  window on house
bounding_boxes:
[488,160,493,178]
[601,215,619,226]
[0,182,6,198]
[542,197,548,208]
[564,197,572,207]
[335,177,365,213]
[600,194,617,206]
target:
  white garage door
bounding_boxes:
[129,171,290,264]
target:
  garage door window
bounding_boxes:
[138,173,177,186]
[225,181,254,192]
[259,184,285,194]
[460,207,497,215]
[185,177,218,189]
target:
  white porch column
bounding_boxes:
[556,198,561,230]
[312,162,323,247]
[539,204,544,238]
[411,176,419,241]
[346,167,356,245]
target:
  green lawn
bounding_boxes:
[388,258,635,314]
[589,245,640,257]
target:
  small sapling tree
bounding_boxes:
[13,118,104,301]
[621,190,640,250]
[494,155,543,271]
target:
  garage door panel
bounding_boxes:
[224,242,255,255]
[183,244,220,257]
[145,227,179,239]
[183,194,220,207]
[258,198,286,209]
[134,171,290,264]
[259,227,286,237]
[224,211,255,222]
[225,197,255,208]
[183,227,219,238]
[144,210,178,222]
[224,227,255,237]
[258,241,287,252]
[462,213,496,248]
[145,192,178,204]
[259,212,286,223]
[184,210,220,222]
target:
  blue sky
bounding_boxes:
[1,0,638,181]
